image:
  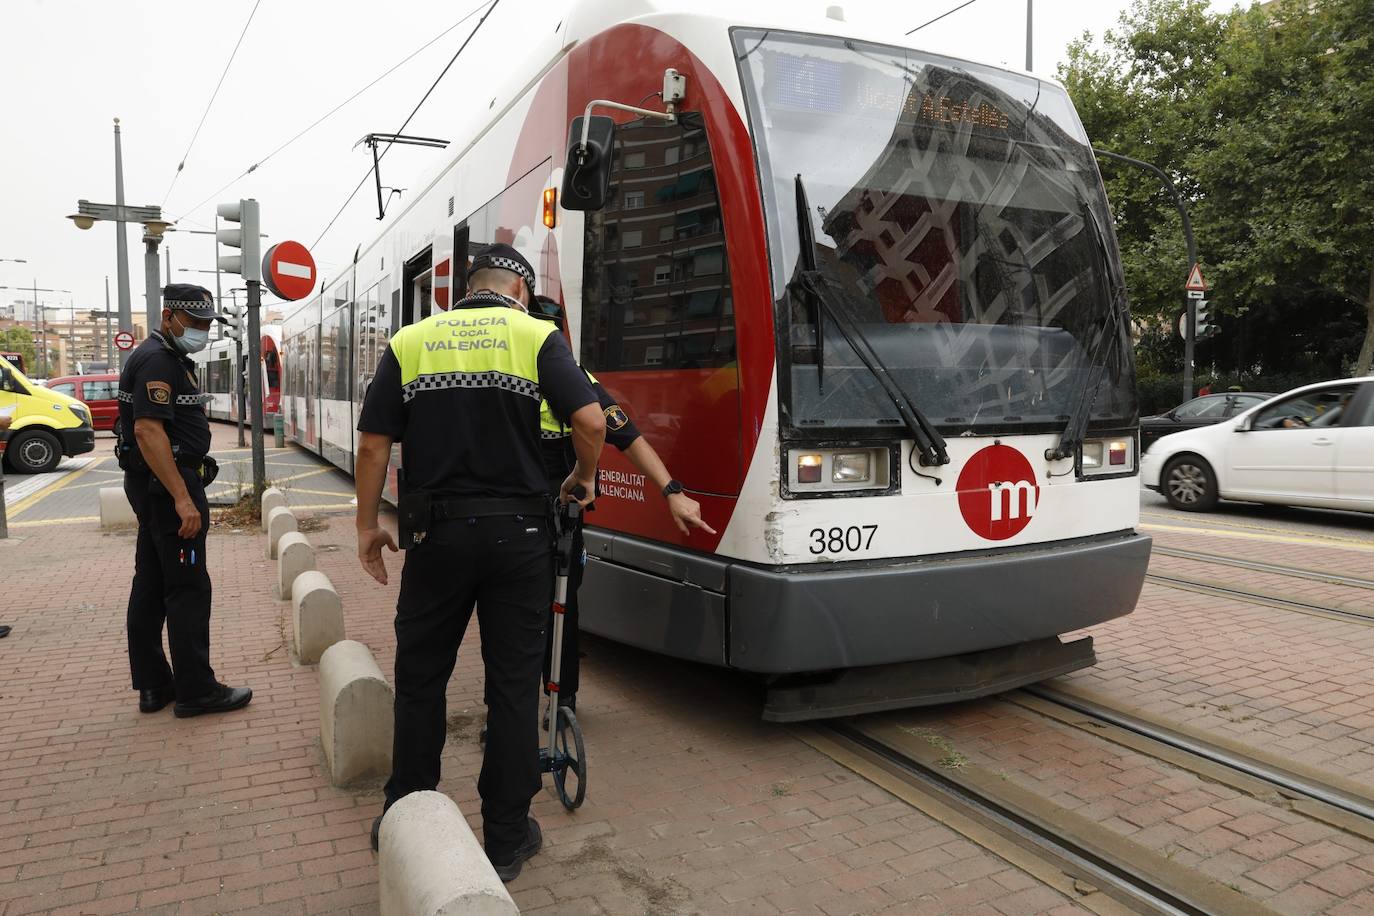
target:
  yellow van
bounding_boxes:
[0,358,95,474]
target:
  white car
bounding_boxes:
[1140,377,1374,513]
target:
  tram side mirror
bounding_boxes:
[561,116,616,211]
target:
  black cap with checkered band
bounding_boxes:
[162,283,226,323]
[467,243,536,303]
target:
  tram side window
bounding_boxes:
[580,113,736,371]
[458,165,552,296]
[320,305,351,401]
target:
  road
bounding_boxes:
[1140,487,1374,547]
[2,426,356,529]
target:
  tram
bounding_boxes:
[279,0,1150,719]
[193,328,282,423]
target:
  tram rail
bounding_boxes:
[1143,572,1374,627]
[818,721,1263,916]
[1018,687,1374,834]
[1150,545,1374,592]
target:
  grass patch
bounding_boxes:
[213,493,259,530]
[899,724,971,770]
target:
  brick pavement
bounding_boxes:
[0,434,1087,915]
[889,697,1374,914]
[1062,522,1374,789]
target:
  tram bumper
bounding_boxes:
[578,528,1149,719]
[731,530,1150,675]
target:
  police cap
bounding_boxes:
[468,243,536,302]
[162,283,226,323]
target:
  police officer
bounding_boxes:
[118,284,252,718]
[356,244,604,881]
[531,297,715,714]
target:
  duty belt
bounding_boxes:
[429,496,550,521]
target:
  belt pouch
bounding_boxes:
[398,490,431,549]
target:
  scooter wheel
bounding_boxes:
[553,707,586,810]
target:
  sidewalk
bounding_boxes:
[0,440,1083,914]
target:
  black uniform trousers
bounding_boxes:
[124,467,217,699]
[383,513,552,860]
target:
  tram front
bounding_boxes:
[726,31,1150,719]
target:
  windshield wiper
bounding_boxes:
[1044,203,1128,462]
[787,174,950,471]
[793,175,826,395]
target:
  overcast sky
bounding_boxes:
[0,0,1238,325]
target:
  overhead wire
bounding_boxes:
[310,0,502,250]
[163,0,264,207]
[170,0,492,226]
[906,0,982,35]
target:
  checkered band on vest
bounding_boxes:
[116,390,134,403]
[541,428,570,440]
[175,393,213,406]
[401,370,540,404]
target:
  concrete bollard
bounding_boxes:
[319,640,393,786]
[260,486,287,532]
[292,570,345,665]
[276,531,316,601]
[99,487,137,530]
[266,505,297,559]
[379,791,517,916]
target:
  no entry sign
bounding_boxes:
[114,331,136,351]
[261,241,316,301]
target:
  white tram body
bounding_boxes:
[193,328,282,423]
[280,0,1149,718]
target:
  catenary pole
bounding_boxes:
[113,119,133,364]
[143,231,162,339]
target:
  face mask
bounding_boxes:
[172,314,210,354]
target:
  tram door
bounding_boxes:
[304,326,319,449]
[402,248,433,327]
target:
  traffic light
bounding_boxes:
[216,199,261,281]
[1195,300,1215,338]
[221,299,244,342]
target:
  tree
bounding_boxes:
[0,327,36,370]
[1061,0,1374,380]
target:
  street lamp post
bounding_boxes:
[67,119,172,368]
[1092,148,1200,402]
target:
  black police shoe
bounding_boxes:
[489,817,542,883]
[139,684,176,713]
[173,684,252,718]
[0,625,11,638]
[370,814,383,852]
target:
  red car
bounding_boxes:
[46,374,120,431]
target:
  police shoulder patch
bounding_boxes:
[604,404,629,431]
[146,381,171,405]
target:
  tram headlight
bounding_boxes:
[1080,437,1135,476]
[788,447,891,494]
[831,452,871,483]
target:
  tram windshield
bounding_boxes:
[735,30,1136,435]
